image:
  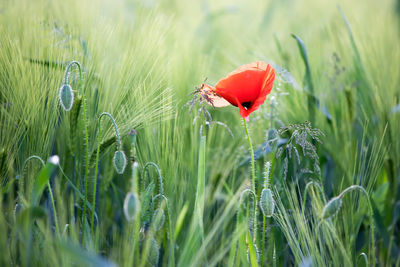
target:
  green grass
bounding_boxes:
[1,0,400,266]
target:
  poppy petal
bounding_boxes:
[199,84,231,108]
[231,96,252,119]
[242,65,275,115]
[215,62,269,105]
[261,64,275,95]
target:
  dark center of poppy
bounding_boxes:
[241,101,252,110]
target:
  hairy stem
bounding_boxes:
[21,156,59,235]
[65,61,89,244]
[243,119,256,193]
[92,112,121,235]
[243,119,257,244]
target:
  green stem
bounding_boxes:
[20,156,45,198]
[261,159,273,264]
[47,182,59,235]
[243,119,257,244]
[141,162,164,195]
[239,188,257,246]
[261,216,266,264]
[338,185,375,267]
[92,112,121,235]
[152,194,175,267]
[243,119,256,194]
[21,156,59,235]
[302,180,327,214]
[65,61,89,244]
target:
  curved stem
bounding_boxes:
[20,156,45,196]
[141,162,164,195]
[91,112,121,235]
[302,181,327,213]
[338,185,375,267]
[239,189,257,243]
[64,61,89,244]
[21,155,59,235]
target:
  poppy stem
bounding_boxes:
[243,119,256,195]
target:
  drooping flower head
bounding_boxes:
[199,61,275,120]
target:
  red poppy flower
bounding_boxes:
[200,61,275,120]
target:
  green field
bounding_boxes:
[1,0,399,266]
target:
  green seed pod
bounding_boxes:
[123,192,140,222]
[259,188,275,217]
[113,150,127,174]
[152,208,165,231]
[148,237,160,267]
[59,84,74,111]
[321,196,342,219]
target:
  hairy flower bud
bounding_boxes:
[123,192,140,222]
[59,84,74,111]
[148,237,160,267]
[113,150,127,174]
[259,188,275,217]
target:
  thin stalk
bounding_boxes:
[64,61,89,244]
[92,112,121,235]
[152,194,175,267]
[239,189,257,245]
[302,181,327,215]
[338,185,375,267]
[243,118,257,244]
[21,155,59,235]
[141,162,164,195]
[243,119,256,194]
[47,181,59,235]
[261,160,272,264]
[261,217,267,264]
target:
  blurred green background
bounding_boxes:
[0,0,399,266]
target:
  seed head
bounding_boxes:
[259,188,275,217]
[113,150,127,174]
[59,84,74,111]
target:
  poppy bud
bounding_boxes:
[123,192,140,222]
[321,196,342,219]
[152,208,165,231]
[59,84,74,111]
[259,188,275,217]
[148,237,160,266]
[113,150,127,174]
